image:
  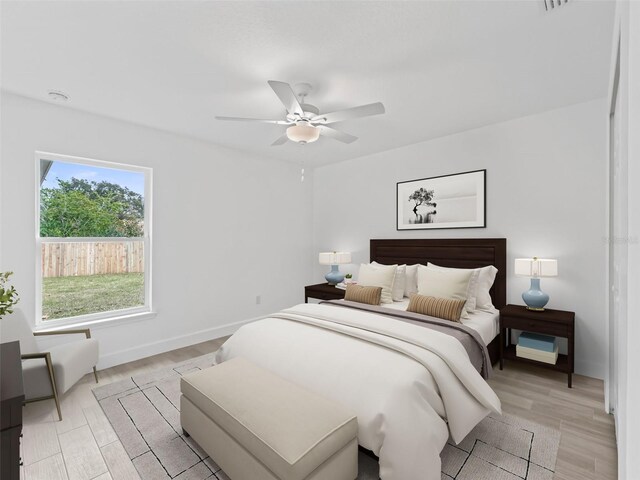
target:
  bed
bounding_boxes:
[369,238,506,364]
[215,238,506,480]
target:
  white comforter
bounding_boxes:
[215,303,501,480]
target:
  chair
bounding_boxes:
[0,310,99,421]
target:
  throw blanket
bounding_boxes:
[215,303,501,480]
[321,300,492,378]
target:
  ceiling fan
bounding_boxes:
[216,81,385,146]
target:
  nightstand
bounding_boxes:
[304,283,346,303]
[499,304,575,387]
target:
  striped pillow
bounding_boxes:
[407,294,466,322]
[344,284,382,305]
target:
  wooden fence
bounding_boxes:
[42,240,144,278]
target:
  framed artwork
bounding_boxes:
[396,169,486,230]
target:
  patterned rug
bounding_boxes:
[93,353,560,480]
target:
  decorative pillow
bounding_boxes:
[344,284,382,305]
[416,265,474,317]
[358,263,397,304]
[404,264,419,297]
[475,265,498,311]
[373,262,405,302]
[407,294,466,322]
[427,263,479,312]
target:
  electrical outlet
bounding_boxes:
[256,295,261,305]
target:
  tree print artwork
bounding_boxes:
[397,170,486,230]
[409,187,437,222]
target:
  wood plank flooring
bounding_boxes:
[20,337,228,480]
[488,363,618,480]
[20,337,617,480]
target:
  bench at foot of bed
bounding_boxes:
[180,357,359,480]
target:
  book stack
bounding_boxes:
[516,332,558,364]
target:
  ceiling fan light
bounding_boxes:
[286,124,320,144]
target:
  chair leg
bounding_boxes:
[44,353,62,421]
[52,391,62,422]
[93,366,99,383]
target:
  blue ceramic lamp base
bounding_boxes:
[522,277,549,311]
[325,265,344,286]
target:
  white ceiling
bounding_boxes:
[1,1,615,167]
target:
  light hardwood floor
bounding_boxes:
[488,363,618,480]
[20,337,617,480]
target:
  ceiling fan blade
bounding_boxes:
[318,126,358,144]
[312,102,385,124]
[268,81,304,116]
[271,134,289,146]
[215,116,291,125]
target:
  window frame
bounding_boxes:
[35,151,153,328]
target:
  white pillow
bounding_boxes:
[394,265,406,301]
[416,265,474,317]
[404,264,419,297]
[475,265,498,311]
[427,263,479,311]
[358,263,398,304]
[372,262,405,302]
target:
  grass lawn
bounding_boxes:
[43,273,144,320]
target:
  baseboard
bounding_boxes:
[96,316,259,369]
[575,358,606,382]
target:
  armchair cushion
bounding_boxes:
[22,338,99,399]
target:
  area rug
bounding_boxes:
[93,353,560,480]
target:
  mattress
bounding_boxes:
[381,299,499,345]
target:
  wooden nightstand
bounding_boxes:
[304,283,346,303]
[499,304,575,387]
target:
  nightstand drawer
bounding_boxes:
[309,290,344,301]
[501,316,568,337]
[304,283,346,303]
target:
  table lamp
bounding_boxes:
[514,257,558,311]
[318,251,352,285]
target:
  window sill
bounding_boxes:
[33,310,157,332]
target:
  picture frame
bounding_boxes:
[396,169,486,230]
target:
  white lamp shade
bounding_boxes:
[514,258,558,277]
[319,252,352,265]
[287,124,320,144]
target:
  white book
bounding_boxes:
[516,344,559,364]
[335,281,357,291]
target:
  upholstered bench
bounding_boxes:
[180,356,358,480]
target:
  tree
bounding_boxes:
[57,178,143,220]
[408,188,437,215]
[40,178,144,237]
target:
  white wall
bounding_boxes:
[0,92,314,368]
[313,98,608,379]
[608,1,640,478]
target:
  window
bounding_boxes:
[36,152,152,326]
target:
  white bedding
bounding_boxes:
[215,303,501,480]
[381,299,499,345]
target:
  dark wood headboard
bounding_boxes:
[370,238,507,309]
